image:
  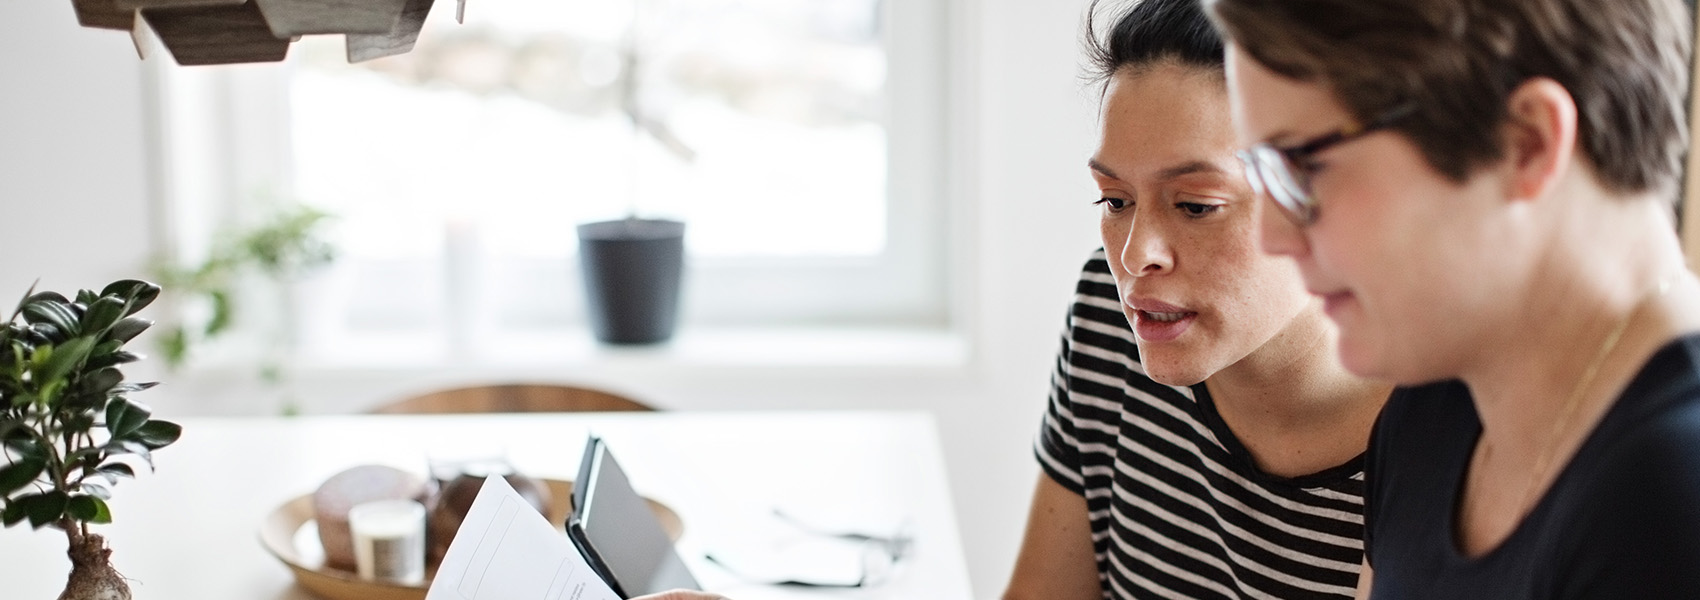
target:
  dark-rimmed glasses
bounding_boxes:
[1237,104,1416,226]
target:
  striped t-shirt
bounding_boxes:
[1035,251,1365,600]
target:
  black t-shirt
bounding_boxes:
[1364,334,1700,598]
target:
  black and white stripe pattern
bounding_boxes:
[1036,250,1365,600]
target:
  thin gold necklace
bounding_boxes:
[1513,277,1672,514]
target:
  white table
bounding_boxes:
[1,411,971,600]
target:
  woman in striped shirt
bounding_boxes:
[1000,1,1393,598]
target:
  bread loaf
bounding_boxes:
[312,464,428,571]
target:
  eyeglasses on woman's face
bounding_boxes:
[1236,104,1416,226]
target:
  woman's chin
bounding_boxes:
[1137,354,1211,387]
[1335,337,1418,384]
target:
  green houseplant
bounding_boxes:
[0,279,182,600]
[152,203,336,370]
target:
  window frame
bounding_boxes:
[145,0,954,356]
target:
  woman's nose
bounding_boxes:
[1121,216,1173,276]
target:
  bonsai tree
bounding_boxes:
[0,279,181,600]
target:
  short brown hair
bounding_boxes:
[1204,0,1692,196]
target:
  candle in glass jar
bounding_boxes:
[348,499,427,584]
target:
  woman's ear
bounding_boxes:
[1500,77,1578,203]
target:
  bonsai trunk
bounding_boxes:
[58,522,130,600]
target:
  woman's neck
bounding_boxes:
[1206,307,1393,478]
[1461,196,1697,459]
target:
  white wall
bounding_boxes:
[0,3,155,298]
[0,1,1102,596]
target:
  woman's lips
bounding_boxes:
[1132,307,1196,342]
[1320,291,1355,320]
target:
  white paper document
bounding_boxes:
[425,476,621,600]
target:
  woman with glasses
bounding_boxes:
[1209,0,1700,596]
[1002,1,1391,599]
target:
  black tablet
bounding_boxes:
[569,435,701,598]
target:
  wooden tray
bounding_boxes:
[259,478,683,600]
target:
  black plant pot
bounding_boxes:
[577,218,685,344]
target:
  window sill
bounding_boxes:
[181,325,971,377]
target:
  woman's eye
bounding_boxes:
[1094,197,1127,211]
[1177,202,1222,217]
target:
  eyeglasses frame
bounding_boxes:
[1237,103,1418,226]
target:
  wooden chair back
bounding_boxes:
[368,383,655,414]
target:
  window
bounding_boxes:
[151,0,950,360]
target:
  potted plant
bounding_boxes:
[152,203,337,414]
[577,217,686,344]
[578,12,690,345]
[152,203,337,370]
[0,279,182,600]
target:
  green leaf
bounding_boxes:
[8,340,27,374]
[62,449,101,475]
[108,440,154,471]
[105,397,150,440]
[2,501,26,526]
[17,491,68,529]
[85,350,140,370]
[100,280,160,317]
[37,336,96,387]
[0,421,22,442]
[81,296,126,337]
[79,367,123,398]
[0,457,45,495]
[35,380,64,409]
[113,381,159,394]
[66,495,110,524]
[60,391,102,416]
[91,339,121,358]
[5,435,46,462]
[74,290,98,307]
[23,291,69,309]
[133,420,182,450]
[106,317,152,344]
[27,343,51,373]
[80,480,112,501]
[95,463,135,481]
[21,299,77,336]
[159,326,188,369]
[60,412,96,435]
[26,323,64,346]
[205,290,232,336]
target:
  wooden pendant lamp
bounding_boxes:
[69,0,460,65]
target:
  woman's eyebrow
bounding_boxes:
[1087,158,1120,180]
[1153,160,1222,182]
[1089,158,1224,182]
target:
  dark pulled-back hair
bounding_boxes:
[1085,0,1225,90]
[1204,0,1691,196]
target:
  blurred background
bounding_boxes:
[0,0,1102,595]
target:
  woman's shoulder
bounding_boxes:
[1562,334,1700,521]
[1553,385,1700,592]
[1592,333,1700,462]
